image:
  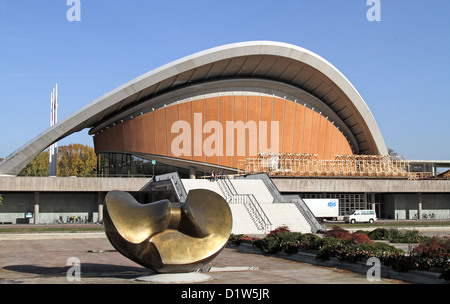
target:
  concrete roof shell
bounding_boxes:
[0,41,387,176]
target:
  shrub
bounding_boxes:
[380,236,450,278]
[441,260,450,280]
[368,228,429,243]
[336,247,374,263]
[269,225,291,235]
[410,236,450,270]
[297,233,322,251]
[350,233,375,245]
[253,231,302,254]
[316,237,403,263]
[324,227,374,245]
[391,229,428,243]
[229,234,259,246]
[324,226,351,240]
[354,230,370,235]
[316,239,347,261]
[412,236,449,259]
[382,252,415,272]
[229,234,244,246]
[319,236,348,248]
[315,237,349,260]
[373,242,405,255]
[368,228,391,240]
[368,228,403,241]
[253,235,283,254]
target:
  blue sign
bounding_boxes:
[327,201,337,208]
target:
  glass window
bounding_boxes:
[95,152,194,178]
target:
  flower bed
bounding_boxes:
[229,225,450,280]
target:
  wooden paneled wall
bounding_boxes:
[94,95,353,169]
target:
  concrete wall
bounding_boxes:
[384,193,450,220]
[274,177,450,220]
[0,193,35,223]
[0,192,102,224]
[1,176,449,223]
[39,192,99,224]
[0,177,153,224]
[0,177,151,192]
[272,178,450,193]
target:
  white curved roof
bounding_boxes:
[0,41,387,176]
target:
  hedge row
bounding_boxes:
[229,226,450,280]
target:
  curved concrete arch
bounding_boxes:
[0,41,387,176]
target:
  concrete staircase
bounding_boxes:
[260,204,313,233]
[181,179,223,197]
[181,175,319,235]
[229,179,274,204]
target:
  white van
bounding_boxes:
[344,210,377,224]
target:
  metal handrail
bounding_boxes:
[223,175,238,195]
[245,194,272,232]
[154,172,188,203]
[232,194,271,232]
[216,177,234,203]
[283,195,325,232]
[217,177,272,233]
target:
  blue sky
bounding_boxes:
[0,1,449,160]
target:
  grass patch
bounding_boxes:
[327,221,450,229]
[0,226,104,233]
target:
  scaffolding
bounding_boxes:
[238,153,411,178]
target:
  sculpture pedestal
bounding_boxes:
[136,272,212,284]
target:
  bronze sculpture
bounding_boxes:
[103,189,232,273]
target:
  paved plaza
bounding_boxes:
[0,229,448,303]
[0,231,407,285]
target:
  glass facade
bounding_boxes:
[97,153,190,178]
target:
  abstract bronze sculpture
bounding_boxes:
[103,189,232,273]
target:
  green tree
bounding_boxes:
[19,151,49,176]
[57,144,97,176]
[18,144,97,177]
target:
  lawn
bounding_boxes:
[0,226,105,233]
[327,220,450,229]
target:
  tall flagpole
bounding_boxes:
[49,84,58,176]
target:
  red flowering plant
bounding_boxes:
[229,234,259,246]
[324,226,352,240]
[268,225,291,235]
[350,233,375,245]
[410,236,450,271]
[317,226,388,262]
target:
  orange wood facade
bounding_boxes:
[94,95,353,169]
